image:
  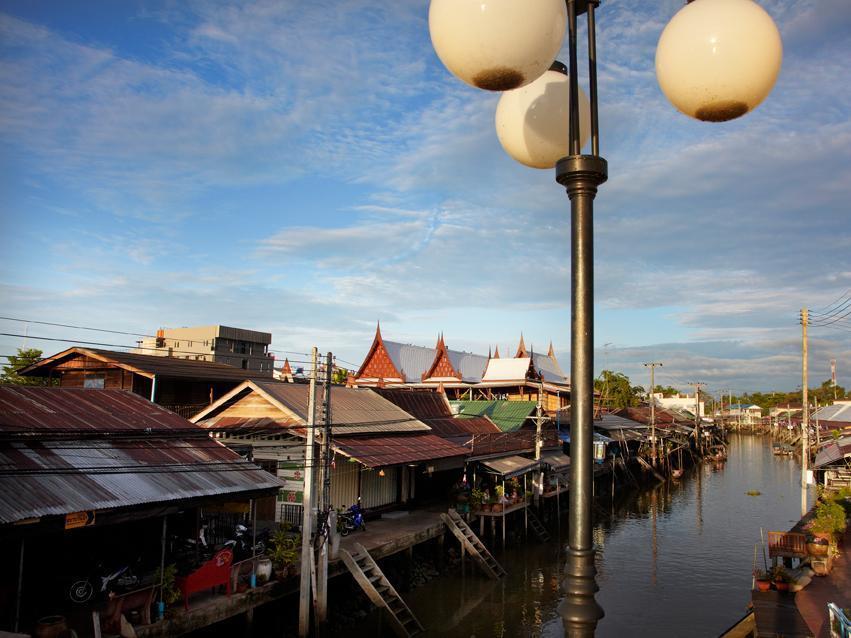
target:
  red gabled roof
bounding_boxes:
[421,334,462,381]
[354,323,404,381]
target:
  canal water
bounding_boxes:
[355,434,813,638]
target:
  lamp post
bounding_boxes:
[429,1,782,634]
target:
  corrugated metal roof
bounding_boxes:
[374,389,500,437]
[814,436,851,468]
[18,347,273,381]
[445,350,489,383]
[540,450,570,470]
[451,400,537,432]
[480,455,538,478]
[0,386,194,432]
[812,402,851,423]
[382,341,437,383]
[594,413,649,430]
[195,380,431,435]
[0,387,283,524]
[332,433,468,468]
[531,353,569,385]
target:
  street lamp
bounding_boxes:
[428,0,781,635]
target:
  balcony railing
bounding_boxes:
[767,531,808,558]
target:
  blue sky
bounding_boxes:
[0,0,849,394]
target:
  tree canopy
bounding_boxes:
[1,348,55,386]
[595,370,644,409]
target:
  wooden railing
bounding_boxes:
[767,531,807,558]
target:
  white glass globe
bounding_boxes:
[495,69,591,169]
[656,0,782,122]
[429,0,566,91]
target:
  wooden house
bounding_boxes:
[191,380,469,522]
[16,347,271,417]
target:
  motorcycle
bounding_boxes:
[68,560,140,604]
[338,499,367,536]
[224,522,270,560]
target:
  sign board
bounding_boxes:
[278,462,305,504]
[65,510,95,530]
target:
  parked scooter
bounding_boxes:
[224,522,270,560]
[68,560,140,603]
[338,499,367,536]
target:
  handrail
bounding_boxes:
[767,531,808,558]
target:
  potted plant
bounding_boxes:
[470,488,484,512]
[754,569,771,592]
[771,566,789,592]
[492,486,505,513]
[269,528,300,581]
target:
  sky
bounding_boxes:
[0,0,849,395]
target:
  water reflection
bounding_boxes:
[350,435,811,638]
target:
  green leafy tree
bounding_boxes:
[1,348,55,386]
[595,370,643,409]
[332,367,349,385]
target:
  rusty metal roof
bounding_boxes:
[332,433,468,468]
[18,347,273,381]
[0,386,193,433]
[0,387,283,525]
[373,389,500,437]
[193,380,431,435]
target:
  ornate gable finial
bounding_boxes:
[282,358,292,374]
[493,345,500,359]
[488,346,492,360]
[516,333,527,358]
[548,340,556,359]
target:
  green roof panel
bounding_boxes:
[450,400,537,432]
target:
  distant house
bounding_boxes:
[352,325,570,412]
[651,392,705,417]
[17,347,273,417]
[133,324,275,374]
[191,380,469,519]
[811,400,851,427]
[727,403,763,426]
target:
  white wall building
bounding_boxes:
[651,392,705,417]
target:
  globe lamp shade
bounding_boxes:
[495,69,591,169]
[429,0,566,92]
[656,0,782,122]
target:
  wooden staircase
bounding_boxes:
[441,509,506,580]
[340,543,424,638]
[526,508,550,542]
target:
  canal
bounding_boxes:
[356,434,813,637]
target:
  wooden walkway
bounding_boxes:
[753,524,851,638]
[795,526,851,638]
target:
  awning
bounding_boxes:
[332,433,467,469]
[540,451,570,471]
[559,431,612,444]
[479,455,538,478]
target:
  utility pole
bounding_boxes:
[831,358,837,402]
[643,362,662,467]
[298,347,319,637]
[801,308,809,517]
[315,351,333,625]
[532,382,545,504]
[688,382,705,454]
